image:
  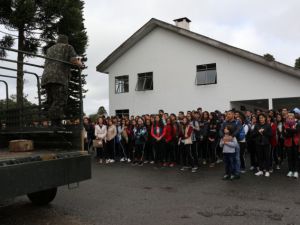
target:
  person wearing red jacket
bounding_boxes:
[151,115,166,165]
[179,117,196,172]
[283,113,300,179]
[164,118,177,167]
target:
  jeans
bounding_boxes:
[106,139,115,159]
[247,140,257,168]
[154,140,165,163]
[207,140,217,164]
[165,141,176,163]
[182,144,194,168]
[239,142,246,170]
[224,153,235,176]
[233,144,241,176]
[135,143,145,162]
[192,141,199,167]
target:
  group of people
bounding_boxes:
[83,107,300,180]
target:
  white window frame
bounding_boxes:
[195,63,217,85]
[135,72,153,91]
[115,75,129,94]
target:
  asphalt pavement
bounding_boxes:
[1,160,300,225]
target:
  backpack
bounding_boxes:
[236,121,245,142]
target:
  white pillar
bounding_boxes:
[268,98,273,110]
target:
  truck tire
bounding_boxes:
[27,188,57,206]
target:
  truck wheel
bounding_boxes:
[27,188,57,206]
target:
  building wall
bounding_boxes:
[107,27,300,115]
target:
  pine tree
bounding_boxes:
[0,35,14,57]
[263,53,275,61]
[42,0,88,120]
[97,106,108,116]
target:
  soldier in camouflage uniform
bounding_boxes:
[41,35,82,127]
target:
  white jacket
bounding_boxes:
[95,124,107,141]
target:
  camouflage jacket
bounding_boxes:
[41,43,77,87]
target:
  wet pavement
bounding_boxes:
[1,161,300,225]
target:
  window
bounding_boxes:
[196,63,217,85]
[115,109,129,118]
[115,75,129,94]
[135,72,153,91]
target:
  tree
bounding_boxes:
[0,94,41,126]
[0,35,14,57]
[263,53,275,61]
[88,113,99,123]
[59,0,88,120]
[42,0,88,120]
[295,57,300,69]
[0,94,36,110]
[97,106,107,116]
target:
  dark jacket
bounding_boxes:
[84,123,95,141]
[219,119,241,139]
[199,120,209,141]
[208,120,219,141]
[133,126,148,145]
[253,123,272,146]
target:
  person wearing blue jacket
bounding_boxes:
[219,110,242,178]
[220,125,239,180]
[133,118,148,166]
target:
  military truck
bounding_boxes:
[0,47,91,205]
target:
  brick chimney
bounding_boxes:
[173,17,191,30]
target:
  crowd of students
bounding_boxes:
[83,107,300,180]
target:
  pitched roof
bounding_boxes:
[96,18,300,78]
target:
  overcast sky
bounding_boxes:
[1,0,300,115]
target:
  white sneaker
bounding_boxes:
[150,161,155,164]
[293,172,299,179]
[105,159,109,164]
[120,158,125,162]
[287,171,293,177]
[255,171,264,176]
[127,158,131,163]
[265,172,270,177]
[249,166,255,171]
[110,159,115,163]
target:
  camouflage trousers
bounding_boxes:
[45,83,68,122]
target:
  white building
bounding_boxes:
[96,17,300,117]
